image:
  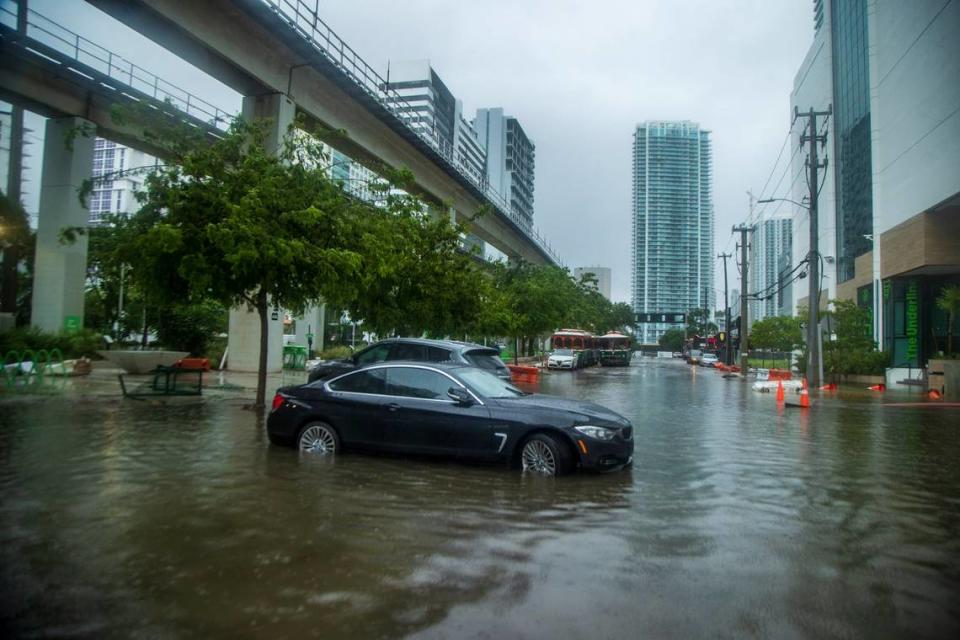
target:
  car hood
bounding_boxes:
[548,355,574,361]
[490,394,630,426]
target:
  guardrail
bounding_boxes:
[0,0,232,131]
[259,0,562,265]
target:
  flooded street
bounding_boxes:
[2,360,959,639]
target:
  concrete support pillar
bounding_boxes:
[226,93,295,372]
[30,117,95,333]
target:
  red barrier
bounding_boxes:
[508,364,539,384]
[175,357,211,371]
[767,369,793,381]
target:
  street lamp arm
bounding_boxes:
[757,197,809,209]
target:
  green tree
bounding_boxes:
[686,307,717,336]
[659,327,685,352]
[1,190,32,318]
[822,299,889,376]
[102,113,379,406]
[347,189,486,337]
[749,315,803,353]
[935,284,960,355]
[605,303,636,333]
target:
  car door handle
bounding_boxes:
[386,403,401,412]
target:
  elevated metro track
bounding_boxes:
[85,0,561,265]
[0,2,229,159]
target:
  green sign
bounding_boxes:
[905,280,919,363]
[63,315,81,333]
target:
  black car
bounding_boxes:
[307,337,511,383]
[269,362,633,475]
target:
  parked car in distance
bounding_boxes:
[307,337,511,383]
[269,362,634,475]
[701,353,719,367]
[547,348,577,370]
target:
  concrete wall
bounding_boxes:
[871,0,960,232]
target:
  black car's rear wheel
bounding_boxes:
[298,422,340,455]
[520,433,574,476]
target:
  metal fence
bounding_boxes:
[0,0,232,131]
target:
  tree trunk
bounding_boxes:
[0,245,18,314]
[255,288,269,408]
[949,310,954,355]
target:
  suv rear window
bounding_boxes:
[464,349,507,371]
[426,346,452,362]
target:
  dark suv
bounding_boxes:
[307,337,512,383]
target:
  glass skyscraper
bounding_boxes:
[831,0,873,283]
[632,121,714,343]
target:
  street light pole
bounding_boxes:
[733,224,753,373]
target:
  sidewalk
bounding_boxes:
[0,360,310,401]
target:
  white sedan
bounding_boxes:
[547,349,577,369]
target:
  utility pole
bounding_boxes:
[795,105,832,388]
[718,252,732,365]
[733,225,753,373]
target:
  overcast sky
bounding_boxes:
[23,0,814,304]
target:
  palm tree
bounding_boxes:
[936,284,960,355]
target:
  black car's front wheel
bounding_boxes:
[298,421,340,455]
[520,433,574,476]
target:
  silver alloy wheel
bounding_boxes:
[299,425,337,455]
[521,439,557,475]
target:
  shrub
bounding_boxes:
[155,301,228,357]
[316,345,352,360]
[0,326,103,360]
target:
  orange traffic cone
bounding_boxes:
[776,380,785,403]
[799,383,810,408]
[867,383,886,392]
[928,389,942,400]
[820,383,837,391]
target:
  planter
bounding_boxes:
[832,373,886,386]
[927,359,945,394]
[97,350,190,374]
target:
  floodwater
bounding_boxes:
[2,360,959,639]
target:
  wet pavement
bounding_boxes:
[2,359,959,639]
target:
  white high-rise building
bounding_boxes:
[631,121,714,344]
[749,215,792,322]
[383,60,487,186]
[88,138,159,224]
[473,107,536,226]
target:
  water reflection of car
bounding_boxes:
[307,337,511,383]
[547,348,576,369]
[269,362,634,475]
[701,353,719,367]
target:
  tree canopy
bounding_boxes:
[94,108,491,406]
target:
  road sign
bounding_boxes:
[636,312,686,324]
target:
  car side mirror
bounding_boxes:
[447,387,474,406]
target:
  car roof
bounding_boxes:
[373,337,495,352]
[351,360,469,373]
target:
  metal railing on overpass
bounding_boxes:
[259,0,562,265]
[0,0,232,132]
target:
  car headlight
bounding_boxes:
[574,425,617,441]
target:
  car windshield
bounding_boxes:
[457,368,526,398]
[552,349,573,356]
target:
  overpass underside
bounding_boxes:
[87,0,556,265]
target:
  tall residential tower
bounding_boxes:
[632,121,714,344]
